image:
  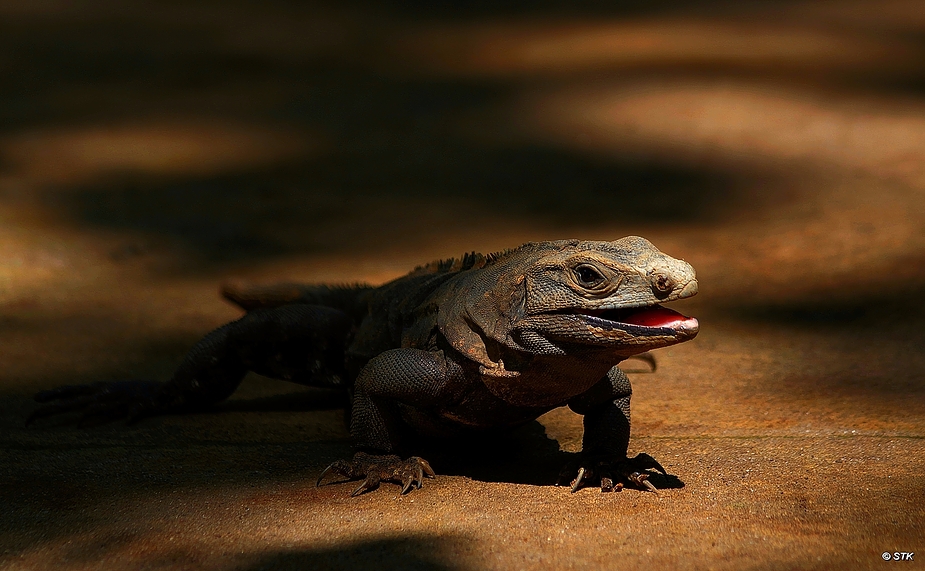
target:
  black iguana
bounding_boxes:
[29,237,699,495]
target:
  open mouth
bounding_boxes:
[572,304,699,335]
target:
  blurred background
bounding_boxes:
[2,0,924,384]
[2,1,925,569]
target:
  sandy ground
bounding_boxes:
[1,1,924,569]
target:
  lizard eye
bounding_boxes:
[574,264,606,288]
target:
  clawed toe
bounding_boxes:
[560,452,670,494]
[400,473,416,495]
[316,453,435,496]
[627,471,659,494]
[352,473,380,497]
[570,466,587,493]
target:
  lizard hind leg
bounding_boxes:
[233,305,353,389]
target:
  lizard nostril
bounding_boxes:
[650,272,675,296]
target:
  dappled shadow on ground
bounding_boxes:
[2,405,350,556]
[2,2,925,569]
[2,439,475,568]
[1,0,924,275]
[3,384,688,560]
[61,148,732,267]
[412,421,685,489]
[238,536,471,571]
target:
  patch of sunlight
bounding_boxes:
[389,18,918,77]
[517,81,925,189]
[491,80,925,304]
[0,121,316,187]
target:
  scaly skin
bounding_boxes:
[30,237,699,495]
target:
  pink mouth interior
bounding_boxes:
[620,305,693,327]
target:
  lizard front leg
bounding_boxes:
[317,348,460,496]
[564,366,668,494]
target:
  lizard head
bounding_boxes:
[436,237,699,372]
[512,236,699,357]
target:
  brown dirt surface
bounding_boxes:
[1,1,924,569]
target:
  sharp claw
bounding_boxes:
[351,479,371,497]
[419,458,436,479]
[318,455,434,496]
[316,463,337,487]
[561,453,669,496]
[570,467,586,493]
[400,476,414,495]
[628,471,659,495]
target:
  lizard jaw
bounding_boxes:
[516,304,698,354]
[576,305,700,339]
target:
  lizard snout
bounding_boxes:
[647,262,697,300]
[677,278,698,299]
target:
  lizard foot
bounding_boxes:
[27,380,169,427]
[557,453,667,495]
[316,452,436,496]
